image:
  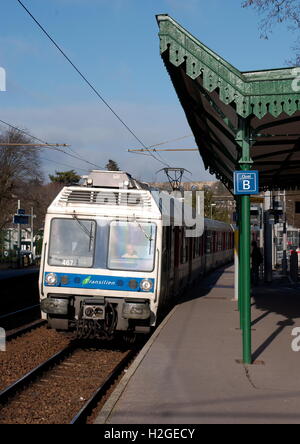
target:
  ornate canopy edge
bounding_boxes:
[157,14,300,120]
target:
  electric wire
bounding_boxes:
[0,118,105,170]
[39,156,90,173]
[16,0,170,168]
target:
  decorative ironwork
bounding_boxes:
[157,15,300,120]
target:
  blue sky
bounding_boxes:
[0,0,297,182]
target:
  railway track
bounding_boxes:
[0,304,41,322]
[0,304,42,333]
[0,303,45,342]
[6,320,46,342]
[0,340,138,424]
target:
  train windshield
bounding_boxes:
[48,218,96,267]
[108,221,156,272]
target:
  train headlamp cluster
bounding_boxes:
[45,273,58,286]
[140,279,153,292]
[83,305,105,320]
[122,302,151,320]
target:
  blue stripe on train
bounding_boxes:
[44,272,155,293]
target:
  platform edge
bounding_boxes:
[93,304,179,424]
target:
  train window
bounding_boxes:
[206,231,212,254]
[219,233,222,251]
[200,236,203,256]
[94,220,110,269]
[193,238,197,258]
[180,229,188,264]
[195,237,201,257]
[218,233,223,252]
[48,218,96,267]
[108,221,156,272]
[213,232,217,253]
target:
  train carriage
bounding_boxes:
[39,171,233,339]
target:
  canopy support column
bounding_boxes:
[237,117,253,365]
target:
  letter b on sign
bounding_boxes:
[234,171,259,195]
[243,180,251,191]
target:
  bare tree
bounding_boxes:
[0,127,43,230]
[242,0,300,64]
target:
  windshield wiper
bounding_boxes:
[72,211,94,251]
[135,220,154,254]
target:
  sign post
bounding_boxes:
[13,202,30,268]
[234,169,259,364]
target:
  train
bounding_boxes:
[39,170,234,339]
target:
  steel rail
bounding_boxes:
[0,343,76,405]
[6,320,47,342]
[0,304,41,321]
[70,348,138,424]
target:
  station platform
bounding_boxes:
[95,265,300,424]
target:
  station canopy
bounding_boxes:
[156,15,300,191]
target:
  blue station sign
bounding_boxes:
[234,171,259,195]
[13,215,30,225]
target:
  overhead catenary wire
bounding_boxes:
[0,118,105,170]
[16,0,170,169]
[39,156,90,173]
[148,134,193,148]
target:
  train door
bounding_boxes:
[165,226,174,298]
[188,238,193,283]
[203,230,207,273]
[174,226,180,295]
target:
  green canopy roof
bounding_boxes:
[157,14,300,190]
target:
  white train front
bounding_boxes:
[39,171,233,339]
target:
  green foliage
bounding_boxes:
[204,186,232,223]
[204,188,214,218]
[106,160,120,171]
[49,170,81,186]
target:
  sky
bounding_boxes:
[0,0,297,183]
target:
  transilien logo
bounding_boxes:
[82,276,92,285]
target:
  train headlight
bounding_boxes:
[45,273,58,286]
[84,307,94,317]
[95,307,104,317]
[41,297,69,315]
[140,279,153,292]
[123,302,150,320]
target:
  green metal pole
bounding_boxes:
[241,194,251,364]
[236,116,253,364]
[237,197,243,330]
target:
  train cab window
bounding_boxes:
[108,221,156,272]
[48,218,96,267]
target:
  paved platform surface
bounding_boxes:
[96,266,300,424]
